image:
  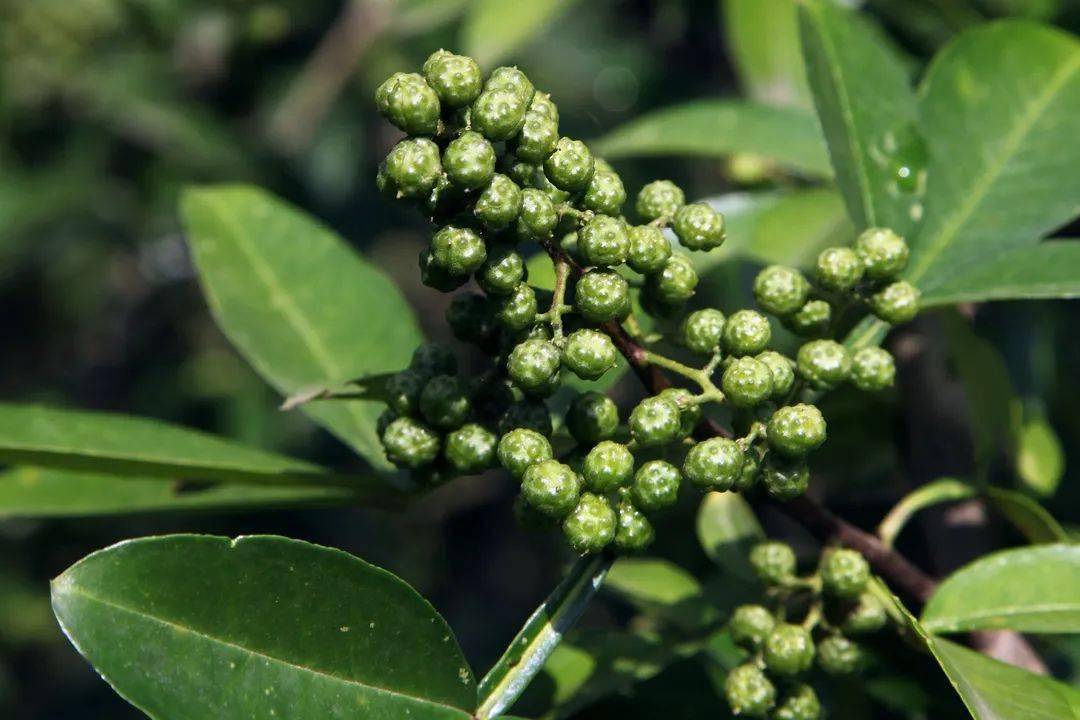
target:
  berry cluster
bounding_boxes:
[722,543,888,718]
[373,52,921,556]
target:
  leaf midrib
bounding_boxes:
[925,602,1080,632]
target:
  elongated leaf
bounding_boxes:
[604,559,717,630]
[985,487,1068,545]
[908,22,1080,291]
[52,535,475,719]
[799,0,920,234]
[0,467,354,518]
[922,544,1080,634]
[723,0,812,109]
[461,0,579,67]
[182,186,422,466]
[592,100,831,178]
[922,241,1080,306]
[697,491,764,583]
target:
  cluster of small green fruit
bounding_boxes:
[722,542,888,718]
[373,51,920,556]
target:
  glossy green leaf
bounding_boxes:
[908,22,1080,291]
[592,100,831,178]
[604,559,717,630]
[922,241,1080,306]
[461,0,579,67]
[52,535,475,719]
[0,467,355,518]
[799,0,919,234]
[922,544,1080,634]
[1015,411,1066,497]
[722,0,812,109]
[696,491,764,583]
[985,487,1068,545]
[182,185,422,466]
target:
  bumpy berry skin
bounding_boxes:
[513,110,560,163]
[528,91,559,122]
[821,548,871,599]
[730,604,776,650]
[843,592,888,634]
[563,329,618,380]
[762,455,810,501]
[382,417,441,469]
[578,215,629,267]
[635,179,685,222]
[724,663,776,718]
[631,460,682,512]
[764,623,815,677]
[767,404,827,459]
[444,423,498,473]
[474,174,522,230]
[757,351,795,398]
[817,635,865,675]
[375,72,440,135]
[683,437,744,491]
[582,441,634,492]
[566,391,619,444]
[508,339,561,396]
[422,50,482,107]
[672,203,725,251]
[659,387,701,439]
[851,346,896,391]
[735,452,762,492]
[626,225,672,274]
[432,225,487,276]
[645,255,698,305]
[629,395,682,448]
[870,281,920,324]
[575,271,630,322]
[486,65,535,103]
[750,541,797,585]
[722,357,773,408]
[421,248,470,292]
[385,138,442,198]
[815,246,864,292]
[722,310,771,356]
[419,375,471,429]
[855,227,909,280]
[679,308,725,355]
[796,339,852,390]
[472,89,527,141]
[614,499,655,552]
[476,247,525,296]
[446,292,496,345]
[498,428,553,478]
[773,684,822,720]
[563,493,617,554]
[521,460,581,518]
[518,188,558,238]
[498,400,553,437]
[411,343,457,378]
[582,170,627,216]
[784,299,831,337]
[386,369,427,415]
[753,265,810,317]
[443,131,496,189]
[544,137,595,192]
[494,283,538,331]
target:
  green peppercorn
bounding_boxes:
[419,375,471,429]
[644,255,698,304]
[659,387,701,439]
[385,138,442,198]
[855,227,909,280]
[375,72,441,135]
[422,175,469,221]
[842,592,888,634]
[722,309,771,356]
[474,174,523,230]
[773,684,821,720]
[385,369,427,415]
[582,170,627,216]
[442,131,496,190]
[472,88,527,141]
[575,271,630,323]
[521,459,581,518]
[544,137,595,192]
[382,416,441,469]
[629,395,682,448]
[528,91,559,122]
[783,299,832,337]
[683,437,744,491]
[724,663,776,718]
[516,187,558,238]
[410,343,458,378]
[851,346,896,391]
[672,203,725,251]
[750,541,797,585]
[566,391,619,444]
[730,604,776,650]
[735,451,762,492]
[444,423,498,473]
[764,623,815,676]
[507,339,561,396]
[631,460,682,512]
[796,339,852,390]
[446,292,497,345]
[817,635,865,675]
[679,308,725,355]
[376,161,398,199]
[626,225,672,274]
[614,498,655,552]
[762,455,810,501]
[578,215,629,267]
[422,50,483,107]
[430,225,487,277]
[870,281,920,324]
[512,109,560,163]
[562,329,618,380]
[498,428,553,479]
[815,246,864,293]
[485,65,535,104]
[821,548,871,599]
[635,179,685,222]
[476,247,525,296]
[756,351,795,398]
[497,399,553,437]
[767,404,827,459]
[494,282,539,331]
[420,248,469,292]
[722,356,773,408]
[582,441,634,492]
[507,160,538,187]
[563,492,617,554]
[753,265,810,317]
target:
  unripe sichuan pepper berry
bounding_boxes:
[422,50,483,107]
[722,357,773,408]
[386,369,426,415]
[411,342,458,378]
[562,329,618,380]
[614,499,655,552]
[644,255,698,305]
[773,684,822,720]
[817,635,865,675]
[629,395,682,447]
[582,170,627,216]
[517,188,558,238]
[521,460,581,518]
[659,387,701,439]
[722,309,771,356]
[513,110,559,163]
[679,308,725,355]
[796,339,852,390]
[735,451,762,492]
[544,137,595,192]
[870,281,921,324]
[385,138,442,198]
[635,179,685,222]
[851,346,896,391]
[762,455,810,501]
[764,623,815,676]
[446,293,497,345]
[842,592,889,635]
[472,88,527,141]
[750,541,797,585]
[815,246,864,292]
[444,423,497,473]
[476,247,525,296]
[431,225,487,276]
[563,492,617,554]
[442,131,496,190]
[382,417,441,468]
[724,664,776,718]
[575,271,630,322]
[753,265,810,317]
[494,283,538,331]
[582,441,634,492]
[784,299,831,337]
[497,399,553,437]
[631,460,682,512]
[419,375,471,429]
[474,174,523,230]
[578,215,629,266]
[756,350,795,398]
[767,404,827,459]
[497,428,553,478]
[375,72,440,135]
[730,604,776,650]
[821,548,871,599]
[486,66,535,103]
[507,339,561,396]
[855,227,909,280]
[683,437,744,491]
[626,225,671,274]
[421,248,468,292]
[528,91,559,122]
[672,203,725,251]
[566,391,619,444]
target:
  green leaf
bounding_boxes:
[798,0,920,234]
[181,185,422,466]
[696,491,765,583]
[908,22,1080,291]
[922,544,1080,634]
[984,487,1068,545]
[461,0,579,67]
[722,0,812,109]
[877,478,975,549]
[0,467,355,518]
[1015,410,1066,497]
[52,535,475,719]
[591,100,831,178]
[604,559,717,630]
[922,241,1080,306]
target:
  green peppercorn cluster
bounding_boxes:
[721,542,889,718]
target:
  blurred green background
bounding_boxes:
[1,0,1078,717]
